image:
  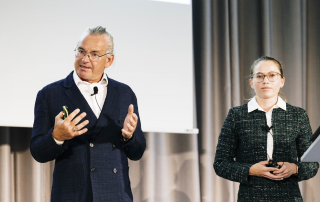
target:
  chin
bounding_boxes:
[77,71,90,81]
[258,94,277,99]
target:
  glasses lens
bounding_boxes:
[255,74,264,82]
[267,73,278,82]
[74,49,105,61]
[89,52,99,61]
[254,73,280,82]
[75,49,84,58]
[75,50,97,61]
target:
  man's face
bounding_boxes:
[74,34,114,83]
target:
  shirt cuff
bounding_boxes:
[53,136,64,145]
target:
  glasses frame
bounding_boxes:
[252,72,282,83]
[74,48,110,62]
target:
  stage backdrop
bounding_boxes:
[0,0,201,202]
[1,0,320,202]
[193,0,320,201]
[0,0,196,134]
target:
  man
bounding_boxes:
[30,26,146,202]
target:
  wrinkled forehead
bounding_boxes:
[77,33,108,52]
[254,60,281,74]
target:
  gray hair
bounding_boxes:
[81,26,114,54]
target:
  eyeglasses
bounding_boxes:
[74,48,109,62]
[252,72,282,83]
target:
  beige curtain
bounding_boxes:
[193,0,320,201]
[0,127,54,202]
[1,0,320,202]
[0,130,201,202]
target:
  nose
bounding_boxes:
[262,75,269,83]
[82,53,90,63]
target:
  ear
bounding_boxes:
[104,54,115,69]
[250,79,254,89]
[280,77,285,88]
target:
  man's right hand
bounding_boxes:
[52,108,89,141]
[249,160,284,181]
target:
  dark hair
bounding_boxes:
[250,56,286,102]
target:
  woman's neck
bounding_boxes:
[255,96,278,112]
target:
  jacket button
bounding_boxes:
[113,168,117,173]
[118,120,122,124]
[90,168,96,172]
[112,144,116,148]
[90,143,94,147]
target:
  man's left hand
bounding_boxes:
[122,104,138,139]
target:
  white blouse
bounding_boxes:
[248,96,286,159]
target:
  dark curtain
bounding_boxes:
[193,0,320,201]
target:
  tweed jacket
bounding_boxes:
[30,71,146,202]
[214,103,319,202]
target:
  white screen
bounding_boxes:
[0,0,194,133]
[152,0,191,4]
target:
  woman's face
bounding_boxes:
[250,60,285,100]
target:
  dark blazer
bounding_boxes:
[30,71,146,202]
[214,103,319,202]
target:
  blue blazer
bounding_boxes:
[30,71,146,202]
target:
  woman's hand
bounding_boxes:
[249,160,284,180]
[273,162,298,178]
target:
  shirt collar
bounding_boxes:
[73,71,108,86]
[248,96,286,113]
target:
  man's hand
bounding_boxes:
[249,160,284,180]
[273,162,298,178]
[52,109,89,141]
[121,104,138,139]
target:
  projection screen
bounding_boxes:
[0,0,195,133]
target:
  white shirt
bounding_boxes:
[54,71,108,145]
[248,96,286,159]
[72,71,108,118]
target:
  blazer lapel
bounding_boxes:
[91,77,118,139]
[63,72,97,138]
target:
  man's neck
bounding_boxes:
[77,73,104,84]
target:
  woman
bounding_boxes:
[214,56,319,202]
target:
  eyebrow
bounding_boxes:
[77,47,99,53]
[255,71,280,74]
